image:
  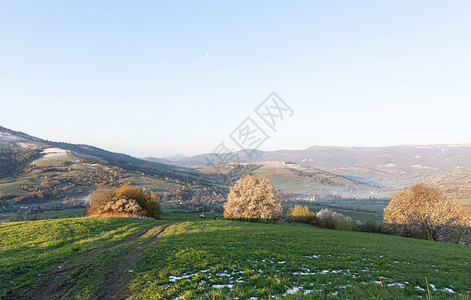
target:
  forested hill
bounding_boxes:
[0,126,217,186]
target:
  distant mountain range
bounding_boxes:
[146,144,471,202]
[144,154,188,165]
[146,144,471,171]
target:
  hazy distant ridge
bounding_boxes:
[148,144,471,171]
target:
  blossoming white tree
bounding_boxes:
[223,175,282,220]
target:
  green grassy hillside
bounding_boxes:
[1,216,470,299]
[0,126,226,213]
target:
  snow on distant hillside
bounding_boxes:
[42,147,68,157]
[0,132,20,141]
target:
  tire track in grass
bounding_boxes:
[95,223,174,300]
[22,223,175,300]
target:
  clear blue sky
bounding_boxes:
[1,1,470,157]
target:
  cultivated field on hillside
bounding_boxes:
[1,216,470,299]
[31,148,77,167]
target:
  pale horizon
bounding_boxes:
[1,1,470,157]
[2,123,470,158]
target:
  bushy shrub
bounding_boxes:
[316,208,346,222]
[361,220,379,233]
[287,205,318,224]
[378,224,393,235]
[88,183,161,218]
[316,208,348,229]
[102,197,142,215]
[115,183,161,218]
[87,189,116,216]
[335,219,356,231]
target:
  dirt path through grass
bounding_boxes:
[23,223,175,300]
[95,224,173,299]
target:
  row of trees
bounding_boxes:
[286,205,389,233]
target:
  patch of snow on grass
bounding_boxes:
[168,275,192,282]
[212,284,234,289]
[442,287,455,294]
[284,287,312,295]
[387,283,405,288]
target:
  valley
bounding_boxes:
[198,161,393,199]
[2,125,471,224]
[2,3,470,299]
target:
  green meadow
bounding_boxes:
[1,215,470,299]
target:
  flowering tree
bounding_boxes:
[223,175,282,220]
[316,208,350,222]
[315,208,353,229]
[384,183,466,242]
